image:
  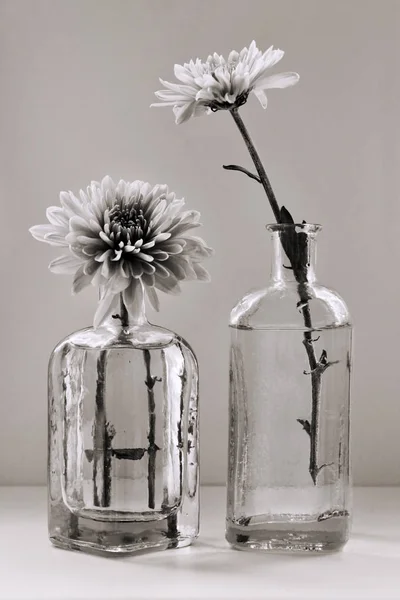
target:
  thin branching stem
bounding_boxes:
[223,164,261,184]
[230,108,281,221]
[229,107,337,484]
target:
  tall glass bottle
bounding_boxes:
[48,291,199,555]
[226,224,352,552]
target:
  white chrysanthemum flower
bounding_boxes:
[30,176,213,326]
[152,41,299,124]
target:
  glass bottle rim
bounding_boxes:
[266,223,322,234]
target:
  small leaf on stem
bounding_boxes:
[297,418,311,437]
[280,205,295,224]
[222,164,262,184]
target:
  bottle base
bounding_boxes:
[226,515,349,554]
[228,538,346,554]
[49,505,198,556]
[50,533,194,557]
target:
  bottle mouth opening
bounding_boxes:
[266,223,322,234]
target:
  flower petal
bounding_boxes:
[140,261,156,275]
[46,206,68,227]
[127,261,144,278]
[141,240,155,250]
[174,102,197,125]
[146,285,160,311]
[72,265,93,294]
[137,252,154,263]
[181,236,214,259]
[193,262,211,282]
[95,249,113,262]
[100,176,116,196]
[29,224,68,246]
[160,243,184,255]
[174,63,197,85]
[151,250,170,261]
[83,261,101,276]
[99,231,114,247]
[69,215,91,233]
[260,46,285,70]
[59,191,84,217]
[154,262,171,278]
[154,274,181,295]
[253,88,268,109]
[49,255,82,274]
[164,259,187,281]
[152,232,171,243]
[93,293,116,329]
[141,272,155,288]
[256,71,299,90]
[123,280,146,320]
[111,249,123,262]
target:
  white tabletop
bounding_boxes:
[1,486,400,599]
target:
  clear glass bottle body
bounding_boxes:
[226,225,352,553]
[48,295,199,555]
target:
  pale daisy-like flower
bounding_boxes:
[30,176,213,327]
[152,41,299,124]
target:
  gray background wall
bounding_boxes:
[1,0,399,485]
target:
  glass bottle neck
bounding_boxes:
[270,231,318,284]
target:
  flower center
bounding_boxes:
[207,89,250,112]
[109,204,146,229]
[108,203,148,243]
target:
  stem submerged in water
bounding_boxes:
[143,349,161,509]
[120,295,129,328]
[93,350,113,506]
[299,295,323,484]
